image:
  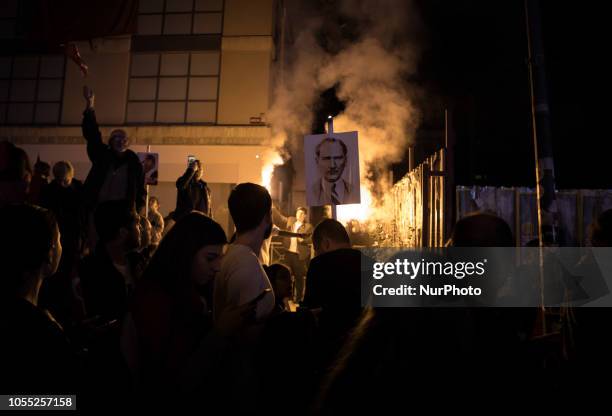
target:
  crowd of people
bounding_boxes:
[1,88,612,412]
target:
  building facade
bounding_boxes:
[1,0,279,233]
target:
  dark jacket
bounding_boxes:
[0,297,80,394]
[40,179,84,254]
[79,245,145,322]
[303,248,366,314]
[174,167,211,220]
[81,109,146,212]
[130,280,211,393]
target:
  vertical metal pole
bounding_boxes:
[327,116,337,220]
[526,0,558,332]
[444,108,456,243]
[279,1,286,88]
[145,144,151,218]
[408,146,415,172]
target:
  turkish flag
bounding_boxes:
[64,43,89,77]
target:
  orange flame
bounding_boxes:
[260,150,283,192]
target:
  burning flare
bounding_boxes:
[337,185,373,223]
[260,150,283,192]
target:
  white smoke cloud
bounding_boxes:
[266,0,422,219]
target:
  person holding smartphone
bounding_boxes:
[174,156,212,222]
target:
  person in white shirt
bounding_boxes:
[213,183,275,326]
[284,207,313,302]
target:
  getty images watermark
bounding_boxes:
[372,257,488,297]
[360,247,612,307]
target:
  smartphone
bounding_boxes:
[249,288,272,305]
[187,155,196,165]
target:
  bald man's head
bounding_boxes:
[313,219,351,256]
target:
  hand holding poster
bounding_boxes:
[305,131,360,206]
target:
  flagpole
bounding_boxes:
[145,144,151,218]
[526,0,558,335]
[327,115,337,220]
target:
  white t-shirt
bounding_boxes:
[213,243,275,324]
[289,220,303,253]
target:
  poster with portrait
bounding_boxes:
[137,152,159,186]
[305,131,360,206]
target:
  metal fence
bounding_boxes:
[388,149,612,248]
[390,148,449,247]
[456,187,612,247]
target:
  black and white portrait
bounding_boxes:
[305,131,360,206]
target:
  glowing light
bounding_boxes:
[336,185,373,223]
[260,150,283,192]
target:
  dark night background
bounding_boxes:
[315,0,610,190]
[416,0,610,189]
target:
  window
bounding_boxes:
[127,51,220,124]
[0,55,65,125]
[0,0,19,39]
[137,0,223,36]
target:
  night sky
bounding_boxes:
[315,1,610,189]
[416,0,610,189]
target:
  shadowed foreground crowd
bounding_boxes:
[2,139,612,413]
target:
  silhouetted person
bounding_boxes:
[148,196,164,245]
[304,218,361,313]
[28,158,50,205]
[0,204,80,394]
[572,208,612,397]
[126,213,250,406]
[258,263,317,413]
[78,200,143,323]
[316,213,536,414]
[0,141,32,206]
[303,219,371,381]
[591,208,612,247]
[449,212,536,399]
[284,207,313,302]
[212,183,275,413]
[39,161,85,328]
[264,263,294,313]
[77,200,145,406]
[163,210,176,236]
[41,161,84,265]
[175,159,211,221]
[214,183,275,325]
[81,86,146,248]
[448,211,514,247]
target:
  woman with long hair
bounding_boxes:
[126,212,229,396]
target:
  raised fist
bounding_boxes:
[83,85,95,108]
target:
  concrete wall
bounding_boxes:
[217,37,273,125]
[61,37,131,125]
[223,0,274,36]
